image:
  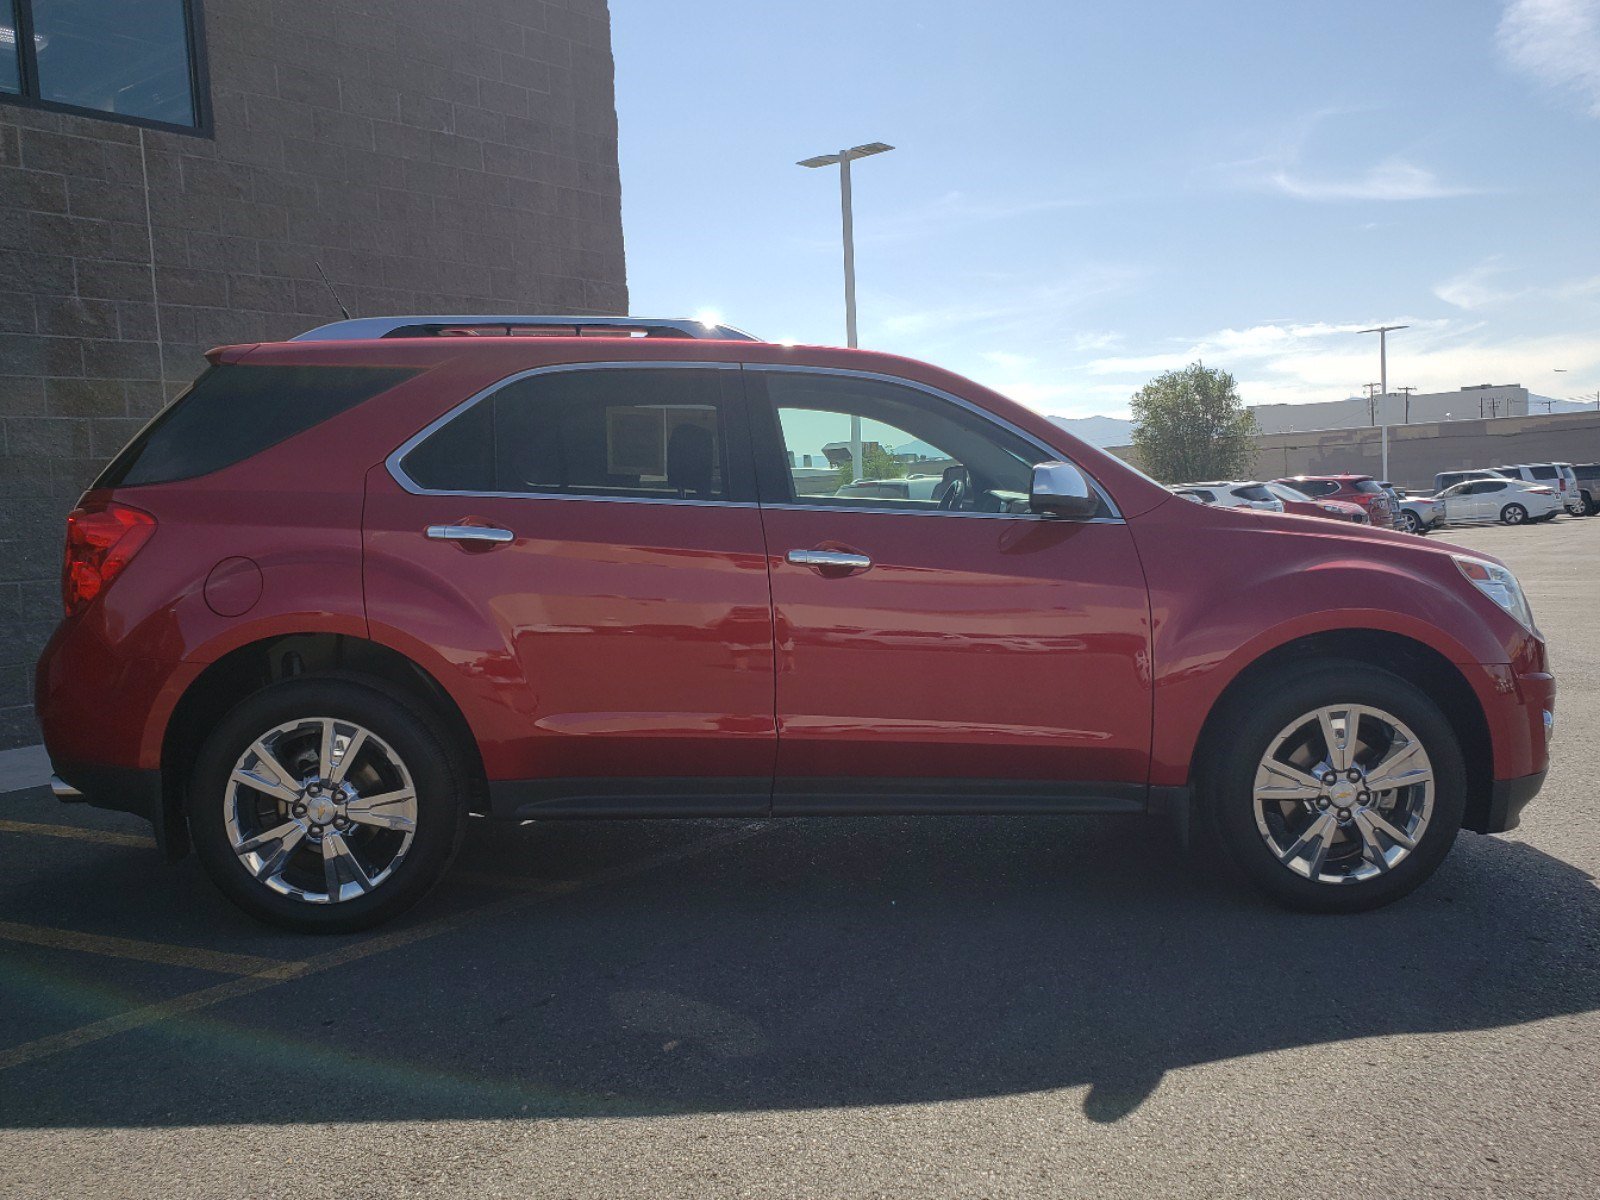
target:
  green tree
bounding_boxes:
[834,443,902,488]
[1129,362,1259,483]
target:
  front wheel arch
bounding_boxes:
[1188,629,1494,833]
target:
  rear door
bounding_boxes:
[745,366,1153,812]
[362,362,776,815]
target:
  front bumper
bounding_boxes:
[1478,770,1547,834]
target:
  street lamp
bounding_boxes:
[799,141,894,482]
[1357,325,1409,420]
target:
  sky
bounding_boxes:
[610,0,1600,421]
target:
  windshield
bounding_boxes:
[1267,482,1312,504]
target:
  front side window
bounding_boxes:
[754,370,1055,515]
[401,367,741,502]
[1,0,204,129]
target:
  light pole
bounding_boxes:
[799,141,894,481]
[1358,325,1408,421]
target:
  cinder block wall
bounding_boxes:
[0,0,628,748]
[1108,410,1600,490]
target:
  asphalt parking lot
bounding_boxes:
[1,517,1597,1199]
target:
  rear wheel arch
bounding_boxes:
[1188,629,1493,832]
[159,633,487,859]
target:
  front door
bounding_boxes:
[746,367,1153,813]
[363,363,776,816]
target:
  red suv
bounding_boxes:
[35,317,1554,931]
[1273,474,1396,528]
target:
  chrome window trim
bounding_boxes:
[387,359,1125,523]
[386,360,748,506]
[747,363,1124,522]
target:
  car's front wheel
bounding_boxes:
[189,677,466,932]
[1203,661,1466,913]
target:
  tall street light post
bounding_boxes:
[1358,324,1408,421]
[799,141,894,481]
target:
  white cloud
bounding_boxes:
[1499,0,1600,118]
[1433,260,1525,309]
[1435,259,1600,309]
[1267,158,1482,202]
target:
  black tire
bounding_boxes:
[189,677,467,932]
[1500,503,1528,526]
[1582,492,1596,517]
[1396,510,1420,535]
[1200,660,1466,913]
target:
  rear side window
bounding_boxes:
[96,364,418,488]
[1233,485,1272,502]
[1530,465,1557,479]
[1296,480,1339,497]
[400,367,743,502]
[1353,480,1384,494]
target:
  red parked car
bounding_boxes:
[35,317,1555,931]
[1273,474,1396,528]
[1263,482,1369,524]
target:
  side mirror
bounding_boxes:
[1029,461,1099,519]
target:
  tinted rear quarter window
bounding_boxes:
[400,367,743,501]
[97,364,417,488]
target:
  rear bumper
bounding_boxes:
[49,760,161,823]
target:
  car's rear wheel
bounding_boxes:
[1500,503,1528,525]
[1394,510,1421,534]
[1203,662,1466,913]
[189,677,466,932]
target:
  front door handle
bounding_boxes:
[786,549,871,570]
[426,525,514,545]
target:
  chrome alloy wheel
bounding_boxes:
[224,718,418,903]
[1252,704,1434,884]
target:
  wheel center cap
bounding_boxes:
[1329,780,1360,807]
[304,794,339,824]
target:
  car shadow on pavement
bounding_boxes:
[2,812,1598,1128]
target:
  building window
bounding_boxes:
[0,0,207,132]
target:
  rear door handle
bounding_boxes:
[786,549,871,570]
[426,525,514,544]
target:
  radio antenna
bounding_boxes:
[314,260,352,320]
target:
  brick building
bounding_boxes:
[0,0,629,747]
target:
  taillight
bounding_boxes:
[62,502,156,617]
[1527,486,1555,495]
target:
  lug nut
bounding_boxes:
[1337,808,1352,821]
[292,803,307,818]
[1317,797,1330,809]
[1346,769,1362,783]
[1322,771,1337,785]
[1357,790,1372,804]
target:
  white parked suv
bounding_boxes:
[1170,481,1285,512]
[1432,477,1562,526]
[1490,463,1585,517]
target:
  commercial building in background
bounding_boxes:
[1250,384,1530,433]
[0,0,628,747]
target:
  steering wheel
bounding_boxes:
[938,475,969,512]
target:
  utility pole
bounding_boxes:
[1397,386,1417,424]
[1363,382,1382,425]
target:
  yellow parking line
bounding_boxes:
[0,819,156,849]
[0,821,768,1073]
[0,920,303,979]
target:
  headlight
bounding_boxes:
[1453,555,1539,635]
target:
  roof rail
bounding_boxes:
[291,315,761,342]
